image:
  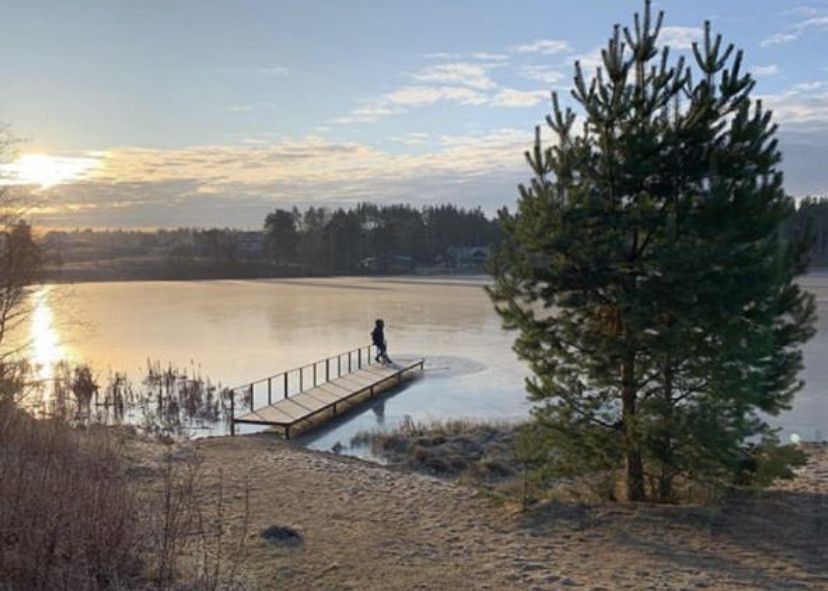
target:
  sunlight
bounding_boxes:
[1,153,99,188]
[31,287,63,384]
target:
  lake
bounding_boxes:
[24,274,828,455]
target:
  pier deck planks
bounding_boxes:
[233,358,424,437]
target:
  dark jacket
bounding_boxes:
[371,327,385,348]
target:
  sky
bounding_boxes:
[1,0,827,228]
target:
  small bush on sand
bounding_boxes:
[353,417,518,483]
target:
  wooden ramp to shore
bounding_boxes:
[229,345,424,438]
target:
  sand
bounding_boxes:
[127,434,828,591]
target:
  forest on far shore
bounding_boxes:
[39,202,502,282]
[784,196,828,266]
[34,196,828,283]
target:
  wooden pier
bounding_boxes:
[229,345,424,438]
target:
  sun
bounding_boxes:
[3,153,98,188]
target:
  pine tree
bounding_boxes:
[488,1,816,502]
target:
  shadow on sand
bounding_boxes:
[516,462,827,589]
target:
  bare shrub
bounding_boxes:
[0,401,141,590]
[144,455,250,591]
[0,401,250,590]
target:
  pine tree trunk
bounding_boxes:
[622,355,645,502]
[658,365,674,503]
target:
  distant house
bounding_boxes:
[446,246,490,268]
[360,255,414,274]
[233,231,264,259]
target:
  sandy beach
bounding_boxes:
[125,434,828,591]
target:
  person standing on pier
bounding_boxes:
[372,318,391,364]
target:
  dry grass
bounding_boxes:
[20,359,228,441]
[0,400,249,591]
[0,401,141,589]
[352,416,519,485]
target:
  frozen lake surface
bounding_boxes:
[25,274,828,456]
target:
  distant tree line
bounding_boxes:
[784,196,828,266]
[263,203,502,274]
[39,203,502,281]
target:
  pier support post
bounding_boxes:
[268,378,272,405]
[230,393,235,436]
[249,384,254,411]
[326,358,330,382]
[284,373,288,399]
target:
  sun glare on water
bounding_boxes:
[2,153,99,189]
[31,287,64,384]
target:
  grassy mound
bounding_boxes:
[352,417,520,484]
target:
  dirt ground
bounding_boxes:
[128,435,828,591]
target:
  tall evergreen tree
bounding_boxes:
[489,1,815,501]
[263,208,300,262]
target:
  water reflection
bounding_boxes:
[371,398,385,426]
[31,287,63,385]
[23,275,827,448]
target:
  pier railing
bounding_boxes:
[226,344,377,426]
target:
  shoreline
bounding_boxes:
[41,267,491,286]
[128,432,828,590]
[38,267,828,287]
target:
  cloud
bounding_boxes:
[27,68,828,229]
[754,64,781,76]
[788,6,822,18]
[333,42,560,126]
[659,26,703,50]
[333,80,543,126]
[519,65,565,85]
[412,62,498,90]
[256,66,290,76]
[469,52,509,61]
[510,39,572,55]
[424,51,508,62]
[332,103,404,124]
[383,84,546,109]
[490,88,547,108]
[563,26,698,78]
[219,65,290,77]
[390,132,430,146]
[569,46,604,73]
[26,131,540,227]
[754,79,828,195]
[761,32,799,46]
[424,52,458,60]
[509,39,572,55]
[384,85,489,106]
[226,105,254,113]
[225,102,279,113]
[759,80,828,125]
[761,14,828,46]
